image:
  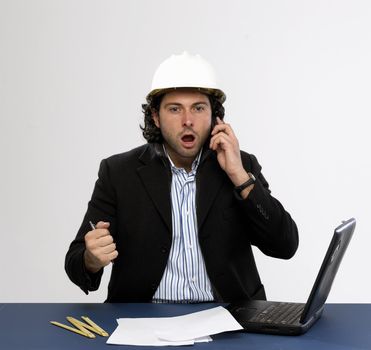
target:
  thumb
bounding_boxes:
[95,221,110,229]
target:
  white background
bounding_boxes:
[1,0,370,303]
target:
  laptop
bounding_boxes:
[227,218,356,335]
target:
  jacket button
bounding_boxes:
[161,246,168,254]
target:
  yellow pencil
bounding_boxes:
[50,321,95,338]
[66,317,96,338]
[81,316,109,337]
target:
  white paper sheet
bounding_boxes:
[107,315,211,346]
[156,306,243,341]
[106,306,242,346]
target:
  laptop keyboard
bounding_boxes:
[250,302,305,325]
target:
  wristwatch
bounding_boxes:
[234,173,256,198]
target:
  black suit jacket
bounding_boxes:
[65,143,298,302]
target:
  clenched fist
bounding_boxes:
[83,221,118,273]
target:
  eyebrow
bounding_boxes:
[163,101,210,107]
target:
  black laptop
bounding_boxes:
[227,218,356,335]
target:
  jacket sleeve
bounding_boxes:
[64,158,117,294]
[239,153,299,259]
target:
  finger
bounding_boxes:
[85,228,111,243]
[211,122,235,137]
[100,249,119,263]
[211,117,224,135]
[210,133,233,151]
[97,234,114,247]
[210,137,229,152]
[210,130,232,142]
[108,250,119,261]
[100,242,117,254]
[216,116,224,124]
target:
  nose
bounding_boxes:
[182,109,194,127]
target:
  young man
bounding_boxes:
[65,52,298,303]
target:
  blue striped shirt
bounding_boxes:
[153,149,214,303]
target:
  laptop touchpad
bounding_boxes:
[233,307,258,320]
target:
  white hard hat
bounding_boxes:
[147,51,226,103]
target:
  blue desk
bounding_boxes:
[0,303,370,349]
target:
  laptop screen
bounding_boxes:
[300,218,355,324]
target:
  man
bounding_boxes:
[65,52,298,303]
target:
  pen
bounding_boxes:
[50,321,95,338]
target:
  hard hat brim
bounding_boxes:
[146,87,226,104]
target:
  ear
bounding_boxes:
[151,109,160,128]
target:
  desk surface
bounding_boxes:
[0,303,370,350]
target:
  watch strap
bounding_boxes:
[234,173,256,198]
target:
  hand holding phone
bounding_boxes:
[209,117,250,188]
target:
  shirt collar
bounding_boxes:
[162,144,202,174]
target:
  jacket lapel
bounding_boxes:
[137,145,225,235]
[137,145,172,234]
[196,151,225,231]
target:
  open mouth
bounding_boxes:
[181,134,196,148]
[181,135,195,142]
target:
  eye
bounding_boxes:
[193,104,206,112]
[168,106,181,113]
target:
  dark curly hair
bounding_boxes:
[140,91,225,143]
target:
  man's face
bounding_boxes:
[152,89,212,170]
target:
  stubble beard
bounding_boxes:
[162,129,209,168]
